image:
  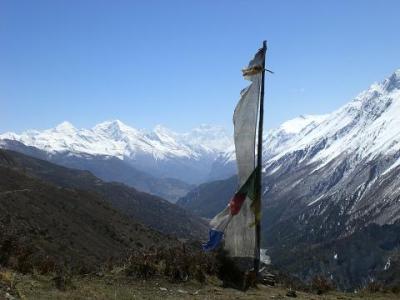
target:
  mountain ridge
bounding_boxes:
[0,139,193,202]
[0,149,207,240]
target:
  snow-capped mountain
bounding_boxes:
[260,69,400,224]
[254,69,400,243]
[264,70,400,170]
[179,69,400,289]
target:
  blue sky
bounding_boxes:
[1,0,399,133]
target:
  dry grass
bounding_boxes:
[1,242,399,299]
[6,272,399,300]
[0,269,17,289]
[311,275,335,294]
[120,245,217,283]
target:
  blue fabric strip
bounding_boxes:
[202,229,224,251]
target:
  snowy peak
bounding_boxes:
[278,115,327,135]
[153,124,177,137]
[150,125,179,144]
[55,121,76,133]
[353,69,400,103]
[94,119,132,131]
[261,114,328,160]
[92,120,141,140]
[180,124,232,153]
[383,68,400,92]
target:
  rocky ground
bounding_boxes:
[1,268,398,300]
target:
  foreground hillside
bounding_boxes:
[1,269,399,300]
[0,157,178,273]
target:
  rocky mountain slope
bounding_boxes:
[178,69,400,289]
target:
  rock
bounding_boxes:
[5,292,16,300]
[96,272,104,277]
[259,268,276,286]
[269,294,284,299]
[159,287,168,291]
[261,277,275,286]
[193,290,200,295]
[286,290,297,298]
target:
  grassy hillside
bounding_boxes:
[0,149,207,240]
[0,164,177,274]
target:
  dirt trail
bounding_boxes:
[0,189,31,196]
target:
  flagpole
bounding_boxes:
[254,40,267,275]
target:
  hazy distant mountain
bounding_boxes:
[178,69,400,289]
[0,122,233,185]
[177,175,238,218]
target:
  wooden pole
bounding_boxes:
[254,40,267,275]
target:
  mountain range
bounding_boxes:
[1,69,400,289]
[0,122,233,202]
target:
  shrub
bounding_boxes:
[0,269,17,289]
[390,284,400,294]
[311,275,334,294]
[123,244,218,282]
[364,281,383,293]
[52,270,74,291]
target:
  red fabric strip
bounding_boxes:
[229,192,247,215]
